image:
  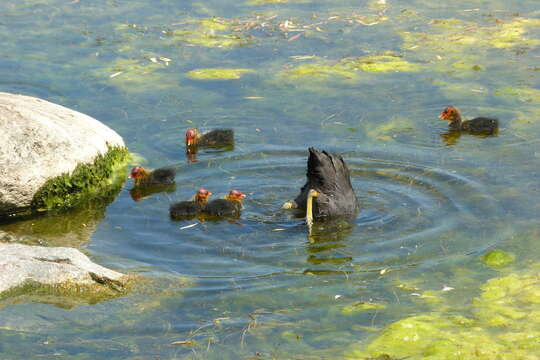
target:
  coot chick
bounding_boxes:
[170,188,212,219]
[439,106,498,135]
[204,190,245,217]
[186,128,234,148]
[283,148,359,232]
[130,166,176,186]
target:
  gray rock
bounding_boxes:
[0,243,125,294]
[0,92,126,214]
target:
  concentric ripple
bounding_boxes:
[103,147,504,286]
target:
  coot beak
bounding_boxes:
[306,189,319,236]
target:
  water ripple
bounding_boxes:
[106,148,503,288]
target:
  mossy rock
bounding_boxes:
[0,275,139,310]
[31,145,129,212]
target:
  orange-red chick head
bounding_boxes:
[186,128,200,146]
[227,189,246,202]
[196,188,212,202]
[130,166,147,179]
[439,106,460,121]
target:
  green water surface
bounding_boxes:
[1,0,540,358]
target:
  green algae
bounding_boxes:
[341,301,386,314]
[31,146,129,212]
[281,61,357,80]
[171,17,254,49]
[364,116,415,141]
[401,17,540,54]
[481,249,515,268]
[0,274,139,310]
[510,109,540,132]
[353,55,422,73]
[431,79,489,102]
[279,54,421,82]
[347,264,540,359]
[186,67,254,80]
[247,0,311,4]
[473,268,540,328]
[495,86,540,104]
[98,58,177,93]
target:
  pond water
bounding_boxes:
[1,0,540,358]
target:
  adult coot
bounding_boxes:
[284,148,359,232]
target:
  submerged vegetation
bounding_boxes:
[186,67,254,80]
[347,262,540,359]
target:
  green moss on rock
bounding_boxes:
[0,274,139,310]
[31,145,129,211]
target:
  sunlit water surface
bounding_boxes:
[1,0,539,358]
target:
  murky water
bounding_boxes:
[1,0,540,358]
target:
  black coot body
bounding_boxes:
[461,117,499,135]
[147,167,176,185]
[293,148,359,220]
[169,188,212,219]
[203,190,245,217]
[199,129,234,147]
[204,199,242,216]
[170,201,205,219]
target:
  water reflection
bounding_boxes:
[305,220,355,272]
[185,144,235,163]
[440,129,462,145]
[129,183,176,202]
[0,177,125,248]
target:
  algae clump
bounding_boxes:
[342,301,386,314]
[481,249,515,268]
[279,54,421,82]
[186,68,253,80]
[401,17,540,54]
[495,86,540,104]
[346,264,540,359]
[353,55,422,73]
[31,146,129,212]
[99,58,177,93]
[0,274,139,310]
[171,17,253,49]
